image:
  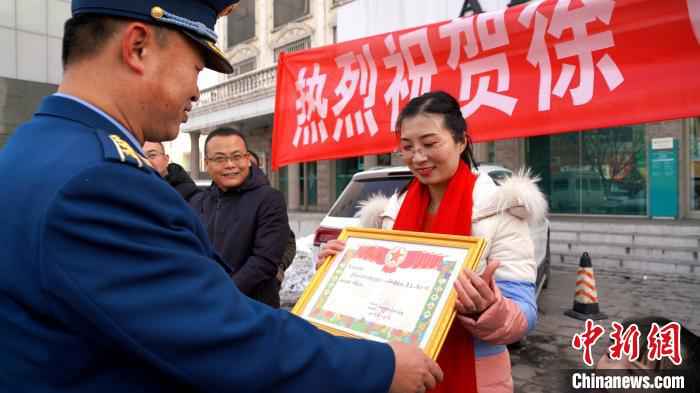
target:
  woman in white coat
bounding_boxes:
[319,91,548,393]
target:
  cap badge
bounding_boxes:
[150,6,165,19]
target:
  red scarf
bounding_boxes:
[393,161,478,393]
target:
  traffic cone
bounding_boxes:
[564,252,607,320]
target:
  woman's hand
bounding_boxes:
[453,260,501,320]
[316,239,346,269]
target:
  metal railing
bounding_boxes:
[193,65,277,111]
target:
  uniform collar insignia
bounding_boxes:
[99,132,153,171]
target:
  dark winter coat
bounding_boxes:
[165,162,200,201]
[190,167,289,307]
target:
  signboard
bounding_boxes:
[272,0,700,169]
[649,138,678,219]
[651,137,674,151]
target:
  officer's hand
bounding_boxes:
[315,240,346,269]
[388,342,443,393]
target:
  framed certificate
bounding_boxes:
[291,227,486,360]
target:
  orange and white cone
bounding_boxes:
[565,252,607,320]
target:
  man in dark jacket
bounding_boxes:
[144,141,200,201]
[191,127,288,307]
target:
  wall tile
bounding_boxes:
[17,31,47,82]
[0,0,15,28]
[47,36,61,84]
[0,27,16,78]
[47,0,69,38]
[17,0,46,34]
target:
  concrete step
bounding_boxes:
[551,253,699,275]
[551,230,700,248]
[552,249,700,267]
[550,220,700,237]
[551,240,699,262]
[548,218,700,275]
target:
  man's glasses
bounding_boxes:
[145,151,165,160]
[206,153,248,165]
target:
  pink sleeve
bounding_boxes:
[457,284,529,345]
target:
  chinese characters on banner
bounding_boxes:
[572,318,683,367]
[272,0,700,169]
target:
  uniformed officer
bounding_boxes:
[0,1,443,392]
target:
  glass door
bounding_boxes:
[690,119,700,216]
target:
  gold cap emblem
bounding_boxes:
[151,6,165,19]
[218,3,239,17]
[206,41,226,58]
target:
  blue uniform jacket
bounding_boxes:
[0,95,394,392]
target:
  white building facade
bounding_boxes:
[0,0,70,146]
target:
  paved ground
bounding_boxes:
[510,264,700,392]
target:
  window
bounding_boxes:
[335,158,362,200]
[227,0,255,48]
[526,126,648,215]
[300,161,317,208]
[274,0,309,28]
[278,166,289,204]
[582,127,647,215]
[553,179,568,191]
[274,37,311,61]
[487,142,496,163]
[230,58,256,77]
[329,177,411,218]
[377,154,392,166]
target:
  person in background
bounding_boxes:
[144,141,200,201]
[0,1,443,391]
[143,141,170,177]
[190,128,288,308]
[248,149,262,170]
[319,91,547,393]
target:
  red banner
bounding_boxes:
[272,0,700,169]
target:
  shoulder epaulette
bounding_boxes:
[96,130,152,171]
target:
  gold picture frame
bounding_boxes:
[292,227,486,360]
